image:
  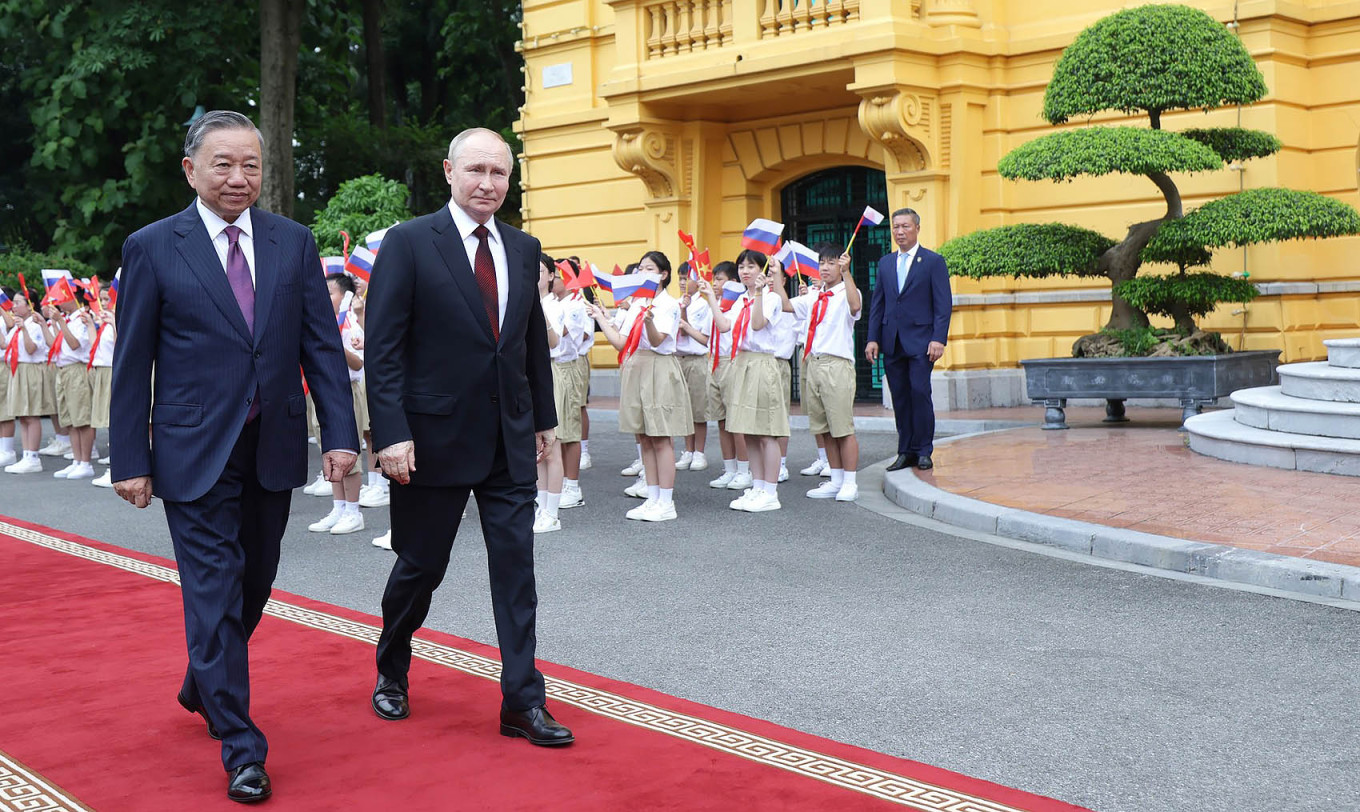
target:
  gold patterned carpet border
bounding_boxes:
[0,750,90,812]
[2,521,1032,812]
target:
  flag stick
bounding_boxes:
[844,221,864,254]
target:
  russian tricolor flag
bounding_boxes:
[41,269,76,306]
[858,206,885,228]
[609,272,662,301]
[0,289,11,312]
[365,227,391,254]
[776,240,821,279]
[108,269,121,311]
[321,256,346,276]
[718,281,745,312]
[345,246,376,282]
[741,218,784,256]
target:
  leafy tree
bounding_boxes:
[940,4,1360,354]
[0,249,98,302]
[310,174,412,256]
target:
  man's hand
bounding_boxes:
[535,429,557,462]
[322,449,358,482]
[377,441,416,485]
[114,476,154,509]
[927,341,945,363]
[865,341,880,363]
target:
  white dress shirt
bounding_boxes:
[896,244,918,293]
[197,199,255,285]
[791,281,861,360]
[676,296,711,356]
[733,291,786,355]
[448,201,509,330]
[55,314,93,367]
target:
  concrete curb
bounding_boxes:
[881,433,1360,603]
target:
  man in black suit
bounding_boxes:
[112,110,358,802]
[865,208,952,471]
[364,127,572,745]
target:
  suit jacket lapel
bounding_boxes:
[250,208,278,348]
[431,207,496,346]
[897,251,924,300]
[498,222,525,348]
[173,204,253,345]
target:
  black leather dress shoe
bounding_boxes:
[886,453,919,472]
[916,455,934,470]
[372,675,409,721]
[177,692,222,740]
[227,762,271,803]
[500,705,574,746]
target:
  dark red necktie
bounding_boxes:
[473,225,499,342]
[803,290,834,359]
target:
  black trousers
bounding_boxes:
[883,351,937,456]
[375,427,546,711]
[162,418,291,771]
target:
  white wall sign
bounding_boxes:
[542,62,573,89]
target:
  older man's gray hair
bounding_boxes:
[447,127,513,166]
[891,207,921,227]
[184,110,265,160]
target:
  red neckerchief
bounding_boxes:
[4,326,19,375]
[710,311,721,372]
[730,298,753,360]
[87,323,106,370]
[803,289,835,359]
[619,304,651,364]
[45,318,64,365]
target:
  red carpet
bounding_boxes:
[0,516,1090,811]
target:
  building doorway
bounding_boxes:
[780,166,889,401]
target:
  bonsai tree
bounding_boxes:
[941,4,1360,356]
[310,173,413,257]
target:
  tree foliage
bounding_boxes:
[1178,128,1281,163]
[1115,273,1258,322]
[1043,4,1267,125]
[311,174,413,256]
[942,224,1115,280]
[0,249,98,301]
[1147,188,1360,254]
[998,128,1222,182]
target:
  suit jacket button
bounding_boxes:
[490,394,499,403]
[254,351,262,359]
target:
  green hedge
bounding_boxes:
[310,174,413,257]
[941,223,1116,279]
[0,249,99,302]
[998,127,1221,182]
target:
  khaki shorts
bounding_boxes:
[306,392,321,446]
[552,359,585,443]
[351,379,369,435]
[90,367,113,429]
[677,353,709,423]
[802,354,857,438]
[56,363,93,427]
[618,350,692,437]
[724,351,790,438]
[707,356,728,422]
[0,367,11,422]
[9,363,56,417]
[573,354,591,406]
[778,356,792,413]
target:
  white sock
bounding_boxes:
[332,499,345,513]
[817,448,828,463]
[581,440,589,453]
[737,460,750,475]
[659,487,674,506]
[780,456,787,468]
[648,485,660,501]
[78,461,94,472]
[830,468,845,487]
[25,450,39,461]
[367,471,380,488]
[635,443,643,460]
[344,500,361,515]
[544,492,561,518]
[763,481,778,496]
[537,489,548,506]
[56,435,70,447]
[563,478,578,490]
[843,470,857,487]
[723,458,737,474]
[0,438,13,454]
[752,479,766,492]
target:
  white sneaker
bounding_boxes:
[372,530,393,550]
[801,459,827,476]
[807,481,840,499]
[0,451,15,467]
[92,470,114,488]
[533,511,562,533]
[626,499,658,520]
[63,450,75,461]
[98,455,111,465]
[579,451,592,470]
[708,471,735,489]
[621,458,644,477]
[689,452,708,471]
[359,485,390,508]
[835,483,860,502]
[303,473,331,496]
[821,466,832,478]
[624,477,649,498]
[640,501,677,522]
[675,451,693,470]
[560,488,584,509]
[65,464,95,480]
[743,491,782,512]
[53,463,77,479]
[726,471,754,491]
[6,457,43,474]
[308,508,343,532]
[39,439,70,457]
[330,512,365,535]
[778,465,789,483]
[729,490,758,511]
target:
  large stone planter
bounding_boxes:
[1020,351,1281,429]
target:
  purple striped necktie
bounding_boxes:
[224,225,259,421]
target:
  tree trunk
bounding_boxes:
[1098,219,1161,331]
[259,0,304,217]
[361,0,387,129]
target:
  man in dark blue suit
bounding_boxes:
[111,110,358,803]
[364,127,573,747]
[866,208,952,471]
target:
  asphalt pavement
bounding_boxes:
[2,419,1357,812]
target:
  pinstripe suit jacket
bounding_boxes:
[110,202,358,502]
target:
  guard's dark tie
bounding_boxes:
[224,224,259,421]
[472,224,499,342]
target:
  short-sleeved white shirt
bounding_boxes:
[791,281,861,360]
[732,291,786,355]
[675,295,711,356]
[91,324,116,368]
[341,318,364,383]
[11,320,49,364]
[55,314,92,367]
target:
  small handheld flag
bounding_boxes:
[321,256,346,276]
[107,269,121,312]
[741,218,785,256]
[365,226,391,254]
[565,261,596,291]
[41,269,76,307]
[339,230,352,261]
[554,259,578,289]
[16,273,31,303]
[845,205,885,253]
[344,246,376,282]
[609,272,662,302]
[718,281,745,312]
[776,241,821,280]
[0,289,11,312]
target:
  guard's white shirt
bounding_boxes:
[448,201,509,330]
[791,281,861,361]
[197,199,256,285]
[675,295,711,356]
[731,291,787,355]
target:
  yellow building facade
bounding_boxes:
[514,0,1360,405]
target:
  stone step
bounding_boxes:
[1325,338,1360,369]
[1231,386,1360,439]
[1277,362,1360,403]
[1186,409,1360,477]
